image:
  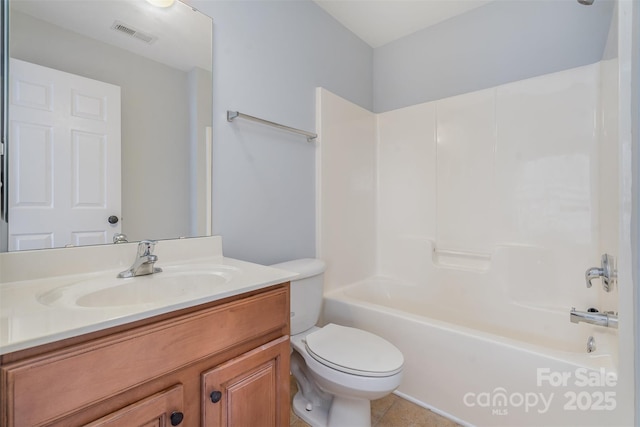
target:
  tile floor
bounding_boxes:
[289,376,461,427]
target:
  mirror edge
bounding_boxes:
[1,0,8,252]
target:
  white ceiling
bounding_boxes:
[10,0,212,72]
[313,0,494,48]
[13,0,495,68]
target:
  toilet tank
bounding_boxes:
[270,258,326,335]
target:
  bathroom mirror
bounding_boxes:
[2,0,212,251]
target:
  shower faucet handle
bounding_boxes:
[585,254,616,292]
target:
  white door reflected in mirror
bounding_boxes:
[8,59,121,251]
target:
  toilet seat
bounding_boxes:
[304,324,404,377]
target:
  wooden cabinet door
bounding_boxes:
[85,384,184,427]
[202,336,290,427]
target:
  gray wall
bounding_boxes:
[10,11,196,244]
[192,0,373,264]
[192,0,617,265]
[373,0,615,113]
[195,0,616,264]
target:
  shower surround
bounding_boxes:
[316,58,631,426]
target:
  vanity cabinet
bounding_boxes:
[86,385,185,427]
[202,337,289,427]
[0,284,290,427]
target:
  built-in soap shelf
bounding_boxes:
[432,247,492,271]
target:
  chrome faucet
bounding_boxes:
[585,254,616,292]
[117,240,163,278]
[570,308,618,329]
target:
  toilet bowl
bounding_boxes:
[270,259,404,427]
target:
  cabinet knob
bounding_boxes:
[210,390,222,403]
[170,411,184,426]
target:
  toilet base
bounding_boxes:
[293,391,329,427]
[293,391,371,427]
[327,396,371,427]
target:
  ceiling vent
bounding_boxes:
[110,21,157,44]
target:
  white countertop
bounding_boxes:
[0,237,297,355]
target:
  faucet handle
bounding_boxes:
[113,233,128,244]
[137,240,157,256]
[585,267,603,288]
[584,254,616,292]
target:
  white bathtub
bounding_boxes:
[323,277,624,427]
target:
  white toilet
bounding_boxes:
[271,259,404,427]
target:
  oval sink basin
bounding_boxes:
[37,265,239,309]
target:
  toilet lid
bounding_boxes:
[304,324,404,377]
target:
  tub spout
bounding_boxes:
[570,308,618,329]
